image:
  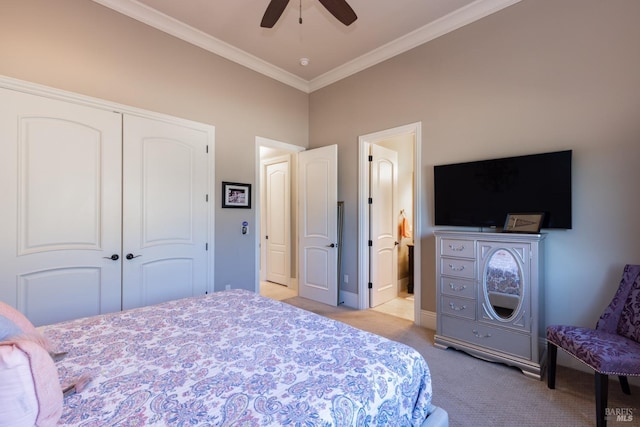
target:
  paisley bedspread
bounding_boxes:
[42,289,432,426]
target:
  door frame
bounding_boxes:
[358,122,422,323]
[254,136,304,293]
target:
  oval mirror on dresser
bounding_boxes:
[483,248,522,320]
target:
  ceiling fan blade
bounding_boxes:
[261,0,290,28]
[318,0,357,26]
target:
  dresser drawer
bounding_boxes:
[440,315,531,359]
[441,296,475,320]
[440,238,475,258]
[440,277,475,299]
[440,257,475,279]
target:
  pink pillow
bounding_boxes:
[0,301,38,335]
[0,338,63,427]
[0,301,51,352]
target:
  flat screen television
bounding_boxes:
[434,150,572,229]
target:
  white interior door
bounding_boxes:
[298,145,338,306]
[265,159,290,285]
[0,88,122,326]
[369,144,398,308]
[122,115,209,310]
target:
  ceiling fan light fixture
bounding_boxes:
[261,0,357,28]
[299,57,310,66]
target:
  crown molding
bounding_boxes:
[309,0,522,91]
[91,0,310,92]
[92,0,521,94]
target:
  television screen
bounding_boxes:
[434,150,572,229]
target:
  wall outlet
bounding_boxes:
[343,274,348,284]
[225,284,231,290]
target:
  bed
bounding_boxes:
[28,289,447,426]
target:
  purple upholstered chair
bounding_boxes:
[547,264,640,427]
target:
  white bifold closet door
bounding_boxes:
[0,88,209,326]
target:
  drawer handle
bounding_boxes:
[448,244,465,252]
[472,330,492,339]
[449,302,467,311]
[448,264,465,272]
[449,283,467,292]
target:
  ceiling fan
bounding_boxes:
[261,0,357,28]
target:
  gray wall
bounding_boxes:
[0,0,309,291]
[309,0,640,330]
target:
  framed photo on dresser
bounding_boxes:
[503,212,544,233]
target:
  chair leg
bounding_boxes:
[618,376,631,395]
[547,342,557,389]
[595,372,608,427]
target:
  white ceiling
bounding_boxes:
[92,0,521,92]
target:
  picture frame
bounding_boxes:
[222,182,251,209]
[503,212,545,233]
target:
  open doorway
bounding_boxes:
[255,137,303,299]
[358,123,422,324]
[256,138,340,306]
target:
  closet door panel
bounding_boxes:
[18,267,103,326]
[122,115,209,310]
[0,88,122,326]
[19,118,101,252]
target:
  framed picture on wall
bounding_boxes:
[222,182,251,209]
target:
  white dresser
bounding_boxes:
[434,230,546,379]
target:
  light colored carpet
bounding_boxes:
[280,296,639,427]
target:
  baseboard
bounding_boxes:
[339,290,358,308]
[421,310,436,330]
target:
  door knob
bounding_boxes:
[126,253,142,260]
[326,243,336,248]
[103,254,119,261]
